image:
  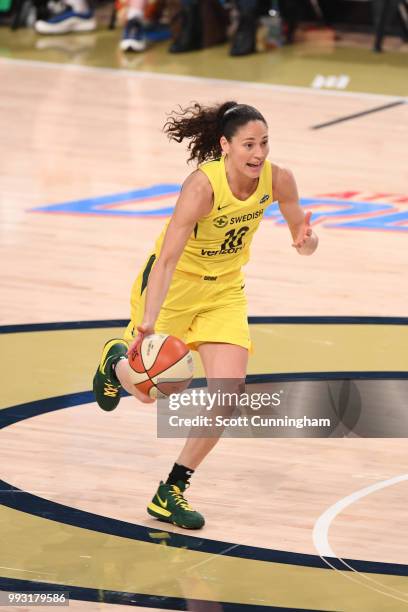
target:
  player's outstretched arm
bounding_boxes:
[136,170,213,339]
[272,164,319,256]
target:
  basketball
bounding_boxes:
[127,334,194,398]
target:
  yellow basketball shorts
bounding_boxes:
[123,255,250,351]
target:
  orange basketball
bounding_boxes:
[127,334,194,398]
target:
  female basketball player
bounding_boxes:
[93,101,318,529]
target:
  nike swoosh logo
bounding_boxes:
[217,204,229,210]
[100,353,112,375]
[157,494,168,508]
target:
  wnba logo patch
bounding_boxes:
[213,215,228,228]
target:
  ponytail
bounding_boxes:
[163,101,267,165]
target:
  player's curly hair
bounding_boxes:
[163,101,267,165]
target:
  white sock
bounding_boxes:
[68,0,90,13]
[127,7,143,21]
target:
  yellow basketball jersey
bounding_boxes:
[154,156,273,277]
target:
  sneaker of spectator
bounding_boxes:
[120,16,146,52]
[35,0,96,34]
[118,0,149,52]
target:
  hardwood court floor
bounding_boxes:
[1,59,407,324]
[0,54,407,611]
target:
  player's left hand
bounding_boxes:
[292,211,313,250]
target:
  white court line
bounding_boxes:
[313,473,408,558]
[317,554,408,605]
[181,544,240,573]
[313,474,408,604]
[1,57,406,103]
[330,554,408,599]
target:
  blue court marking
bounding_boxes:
[1,319,407,610]
[2,316,408,334]
[28,186,408,231]
[265,197,408,230]
[0,319,128,334]
[264,197,395,227]
[29,184,180,217]
[0,387,407,577]
[249,315,408,325]
[0,578,326,612]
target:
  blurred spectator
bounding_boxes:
[230,0,259,56]
[34,0,95,32]
[373,0,408,51]
[167,0,228,53]
[34,0,160,52]
[278,0,301,44]
[120,0,148,51]
[167,0,267,56]
[31,0,342,57]
[32,0,270,56]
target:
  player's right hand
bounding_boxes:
[127,322,155,357]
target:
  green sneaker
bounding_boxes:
[147,481,205,530]
[93,339,128,412]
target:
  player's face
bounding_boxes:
[223,120,269,179]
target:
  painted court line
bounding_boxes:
[311,100,406,130]
[332,555,408,599]
[313,473,408,558]
[317,554,408,606]
[1,57,405,103]
[313,475,408,605]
